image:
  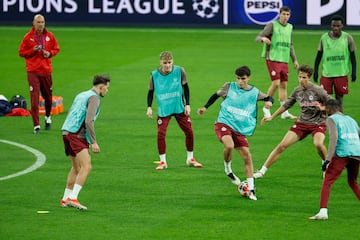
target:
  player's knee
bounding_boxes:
[272,82,280,88]
[243,154,252,163]
[347,179,357,188]
[157,130,166,139]
[276,144,288,152]
[84,163,92,173]
[184,131,193,138]
[224,144,234,152]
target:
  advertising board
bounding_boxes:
[0,0,358,27]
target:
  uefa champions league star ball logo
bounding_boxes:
[192,0,220,19]
[244,0,283,25]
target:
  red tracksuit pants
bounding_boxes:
[320,156,360,208]
[27,72,52,127]
[156,113,194,155]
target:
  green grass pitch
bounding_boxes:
[0,26,359,240]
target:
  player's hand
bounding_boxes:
[261,117,272,125]
[146,107,153,118]
[33,45,42,52]
[43,50,51,58]
[261,37,270,45]
[91,143,100,153]
[184,105,191,116]
[322,160,330,171]
[293,61,299,70]
[197,107,206,115]
[313,101,325,111]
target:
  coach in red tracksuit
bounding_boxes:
[19,14,60,134]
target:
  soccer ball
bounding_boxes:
[192,0,220,19]
[238,181,249,197]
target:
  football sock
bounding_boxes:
[159,154,166,163]
[319,208,328,215]
[224,161,232,175]
[247,178,255,191]
[263,107,271,117]
[280,101,289,115]
[187,151,194,161]
[68,184,82,199]
[45,115,51,122]
[259,166,268,175]
[62,188,72,201]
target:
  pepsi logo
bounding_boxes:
[244,0,283,25]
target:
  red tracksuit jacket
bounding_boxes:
[19,26,60,74]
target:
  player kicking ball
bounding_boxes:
[197,66,274,200]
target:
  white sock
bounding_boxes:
[247,178,255,191]
[68,184,82,199]
[263,107,271,117]
[280,101,289,115]
[280,101,288,115]
[187,151,193,161]
[319,208,328,215]
[260,166,268,175]
[224,161,232,175]
[62,188,72,201]
[159,154,166,163]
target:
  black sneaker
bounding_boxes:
[45,122,51,130]
[248,190,257,201]
[227,172,241,185]
[45,117,51,130]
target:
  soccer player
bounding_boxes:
[255,6,299,120]
[146,51,202,170]
[309,99,360,220]
[19,14,60,134]
[197,66,274,201]
[254,65,333,179]
[60,75,110,210]
[313,15,357,113]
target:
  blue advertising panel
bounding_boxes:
[228,0,303,25]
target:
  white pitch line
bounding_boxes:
[0,139,46,181]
